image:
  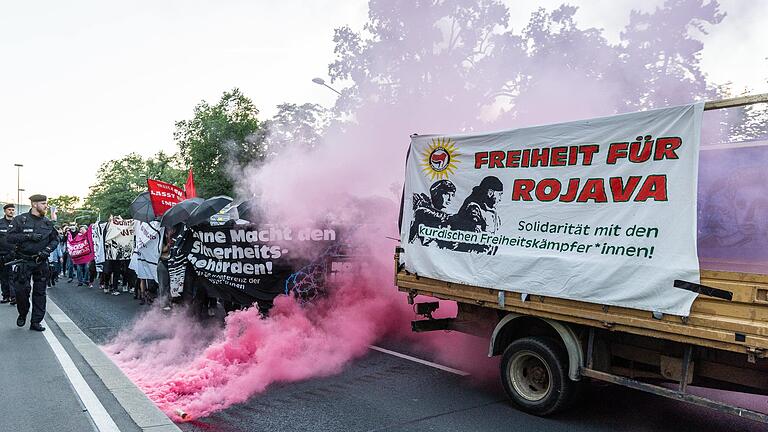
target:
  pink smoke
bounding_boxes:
[105,259,413,421]
[105,0,767,422]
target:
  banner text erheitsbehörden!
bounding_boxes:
[186,225,337,301]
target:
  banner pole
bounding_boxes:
[703,93,768,111]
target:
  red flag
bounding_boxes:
[184,169,197,199]
[147,179,185,216]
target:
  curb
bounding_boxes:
[47,299,182,432]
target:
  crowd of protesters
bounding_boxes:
[1,215,177,312]
[55,222,175,310]
[2,194,261,325]
[0,195,191,335]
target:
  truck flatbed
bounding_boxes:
[396,256,768,358]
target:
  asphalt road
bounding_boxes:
[47,279,767,432]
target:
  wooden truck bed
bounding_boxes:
[396,253,768,359]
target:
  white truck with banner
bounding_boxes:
[396,94,768,423]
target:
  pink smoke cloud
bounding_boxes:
[105,256,414,420]
[105,0,768,422]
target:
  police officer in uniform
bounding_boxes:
[0,203,16,304]
[7,195,58,331]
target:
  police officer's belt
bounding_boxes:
[6,253,39,265]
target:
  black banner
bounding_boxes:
[185,224,339,303]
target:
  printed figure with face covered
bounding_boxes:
[448,176,504,254]
[408,180,457,246]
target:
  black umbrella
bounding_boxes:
[236,200,258,222]
[160,197,204,228]
[129,192,155,223]
[186,195,233,227]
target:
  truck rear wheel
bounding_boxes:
[500,336,574,416]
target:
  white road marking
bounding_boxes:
[369,345,470,376]
[42,318,121,432]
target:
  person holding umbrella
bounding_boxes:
[184,196,233,317]
[129,193,164,306]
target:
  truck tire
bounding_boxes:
[500,336,574,416]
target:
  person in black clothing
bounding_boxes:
[0,203,17,304]
[7,194,59,332]
[448,176,503,254]
[408,180,456,246]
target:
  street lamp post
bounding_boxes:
[311,77,342,96]
[13,163,23,207]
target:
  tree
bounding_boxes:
[728,104,768,142]
[263,103,332,157]
[84,152,186,219]
[48,195,81,225]
[329,0,517,130]
[174,88,265,197]
[48,195,79,212]
[328,0,729,130]
[616,0,725,110]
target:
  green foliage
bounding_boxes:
[84,152,186,219]
[174,88,265,198]
[264,103,331,156]
[48,195,81,225]
[48,195,80,211]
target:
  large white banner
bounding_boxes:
[401,104,704,316]
[92,222,107,266]
[129,220,163,281]
[104,217,135,261]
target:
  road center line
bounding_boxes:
[369,345,470,376]
[42,318,121,432]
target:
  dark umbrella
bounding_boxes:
[236,200,258,222]
[129,192,155,223]
[186,195,233,227]
[160,197,204,228]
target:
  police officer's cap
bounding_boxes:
[2,203,14,210]
[29,194,47,203]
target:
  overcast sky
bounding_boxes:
[1,0,766,205]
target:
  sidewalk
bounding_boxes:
[0,300,95,432]
[0,291,180,432]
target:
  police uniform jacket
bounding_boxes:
[7,211,59,257]
[0,217,13,256]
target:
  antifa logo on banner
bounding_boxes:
[430,149,449,171]
[421,137,460,181]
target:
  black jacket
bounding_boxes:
[0,216,13,256]
[7,211,59,257]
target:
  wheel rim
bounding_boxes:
[507,350,552,402]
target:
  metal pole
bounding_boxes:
[311,77,342,96]
[322,83,342,96]
[14,164,22,207]
[678,345,693,393]
[703,93,768,111]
